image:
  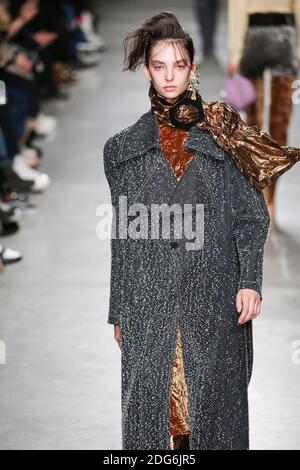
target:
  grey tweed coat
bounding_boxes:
[103,108,270,450]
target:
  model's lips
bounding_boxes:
[163,86,177,90]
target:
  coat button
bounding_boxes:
[170,241,179,249]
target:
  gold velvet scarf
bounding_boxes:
[149,82,300,190]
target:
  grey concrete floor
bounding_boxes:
[0,0,299,450]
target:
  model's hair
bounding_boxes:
[123,11,194,71]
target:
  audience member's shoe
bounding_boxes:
[78,11,106,52]
[0,244,22,263]
[0,204,15,222]
[52,62,78,85]
[13,156,50,193]
[34,113,57,137]
[0,165,35,193]
[2,192,36,211]
[0,221,20,237]
[75,50,102,67]
[0,202,22,223]
[76,41,104,53]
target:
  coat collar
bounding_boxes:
[117,109,225,163]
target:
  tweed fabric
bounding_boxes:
[158,123,194,443]
[103,108,271,449]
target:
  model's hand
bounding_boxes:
[114,324,121,349]
[236,289,261,325]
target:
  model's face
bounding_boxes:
[144,41,196,100]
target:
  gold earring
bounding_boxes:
[187,63,201,98]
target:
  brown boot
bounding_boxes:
[52,62,77,85]
[270,74,296,147]
[245,76,265,129]
[265,74,297,225]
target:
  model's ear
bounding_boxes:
[189,63,197,78]
[143,63,151,81]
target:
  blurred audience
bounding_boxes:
[195,0,220,60]
[0,0,105,269]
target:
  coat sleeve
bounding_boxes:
[229,158,270,301]
[103,133,127,326]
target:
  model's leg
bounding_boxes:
[170,325,191,450]
[265,74,296,222]
[269,75,296,146]
[245,76,265,129]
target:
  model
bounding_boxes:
[228,0,300,223]
[103,11,300,450]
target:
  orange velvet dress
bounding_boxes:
[158,122,195,445]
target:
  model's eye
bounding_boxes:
[154,66,163,70]
[177,64,186,68]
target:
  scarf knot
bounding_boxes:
[148,81,205,130]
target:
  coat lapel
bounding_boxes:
[117,109,225,211]
[117,109,226,163]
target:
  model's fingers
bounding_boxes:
[236,291,243,313]
[240,297,251,324]
[254,300,261,318]
[244,297,256,323]
[114,325,122,347]
[253,300,259,317]
[238,295,249,324]
[256,302,261,316]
